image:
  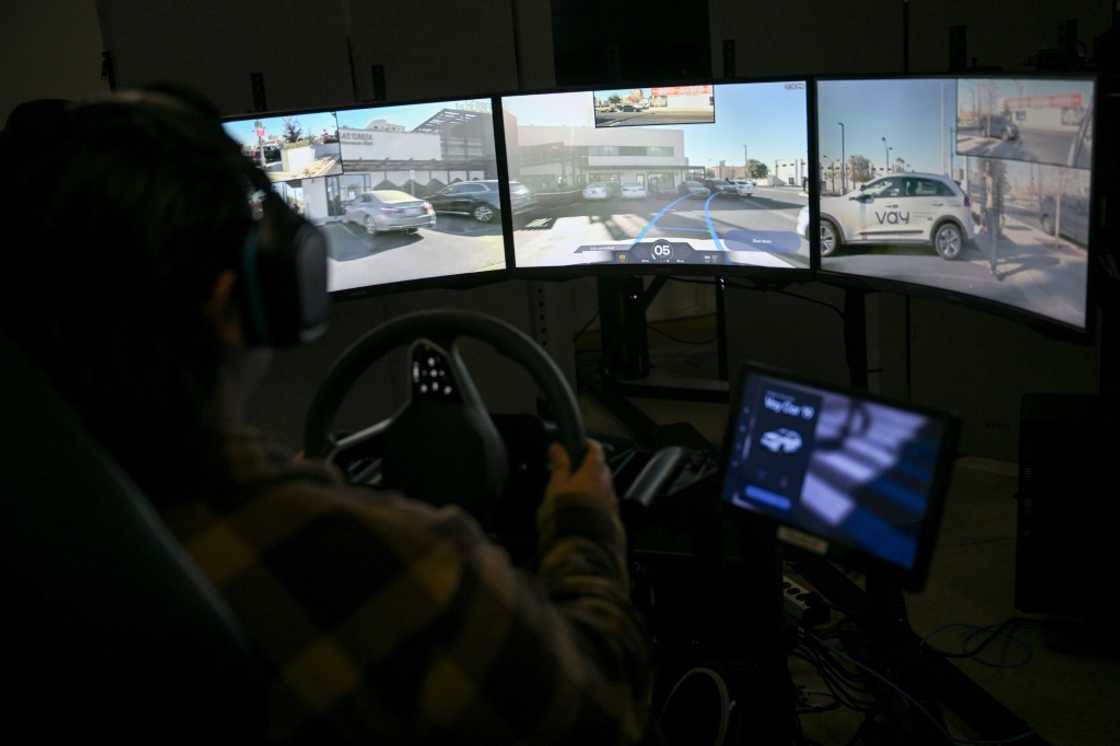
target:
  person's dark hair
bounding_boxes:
[1,91,255,501]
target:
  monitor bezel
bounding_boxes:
[495,75,815,284]
[719,361,961,592]
[810,72,1100,339]
[222,94,514,300]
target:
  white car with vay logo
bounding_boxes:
[797,173,976,260]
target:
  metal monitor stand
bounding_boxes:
[585,274,732,446]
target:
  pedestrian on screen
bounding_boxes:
[982,160,1004,279]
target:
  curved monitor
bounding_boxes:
[224,97,507,294]
[501,80,810,272]
[813,76,1094,331]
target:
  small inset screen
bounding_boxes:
[223,112,342,182]
[593,85,715,127]
[956,78,1094,169]
[722,371,946,571]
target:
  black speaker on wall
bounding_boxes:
[1016,394,1118,619]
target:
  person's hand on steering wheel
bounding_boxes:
[546,439,617,514]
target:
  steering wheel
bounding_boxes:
[304,310,587,524]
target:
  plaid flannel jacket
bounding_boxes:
[159,432,650,744]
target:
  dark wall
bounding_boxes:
[552,0,712,86]
[2,1,108,123]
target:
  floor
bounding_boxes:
[579,318,1120,746]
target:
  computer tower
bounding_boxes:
[1016,394,1118,618]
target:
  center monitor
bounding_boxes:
[500,80,810,271]
[223,98,507,294]
[811,76,1095,331]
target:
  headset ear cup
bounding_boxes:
[239,227,271,347]
[239,191,329,348]
[295,224,329,343]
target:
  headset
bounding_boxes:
[237,156,330,347]
[1,91,330,349]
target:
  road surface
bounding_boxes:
[956,127,1079,168]
[595,109,714,127]
[513,185,809,269]
[821,215,1088,328]
[325,214,505,291]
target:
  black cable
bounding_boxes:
[572,311,599,342]
[665,276,717,287]
[795,627,871,690]
[811,642,872,690]
[665,275,847,322]
[920,618,1037,662]
[773,290,847,322]
[791,649,875,712]
[647,324,717,346]
[720,277,847,321]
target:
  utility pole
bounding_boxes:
[940,79,945,175]
[838,122,846,192]
[882,136,890,174]
[744,144,749,177]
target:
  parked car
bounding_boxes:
[704,179,739,197]
[797,172,976,260]
[344,190,435,234]
[427,179,534,223]
[678,180,711,199]
[729,179,755,197]
[621,184,648,199]
[1039,192,1090,247]
[981,113,1019,142]
[583,183,610,200]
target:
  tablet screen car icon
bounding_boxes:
[760,428,804,454]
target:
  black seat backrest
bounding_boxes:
[1,333,263,743]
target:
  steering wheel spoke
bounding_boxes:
[328,417,393,484]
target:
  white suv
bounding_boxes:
[797,173,976,260]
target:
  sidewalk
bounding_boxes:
[973,214,1088,326]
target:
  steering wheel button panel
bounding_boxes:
[411,340,462,402]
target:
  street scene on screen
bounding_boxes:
[223,112,343,182]
[814,78,1091,328]
[503,82,810,269]
[724,375,943,570]
[593,85,715,127]
[956,78,1094,169]
[268,100,506,292]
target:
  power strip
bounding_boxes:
[783,575,830,627]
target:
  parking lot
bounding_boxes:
[513,185,810,268]
[325,214,505,292]
[822,216,1088,327]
